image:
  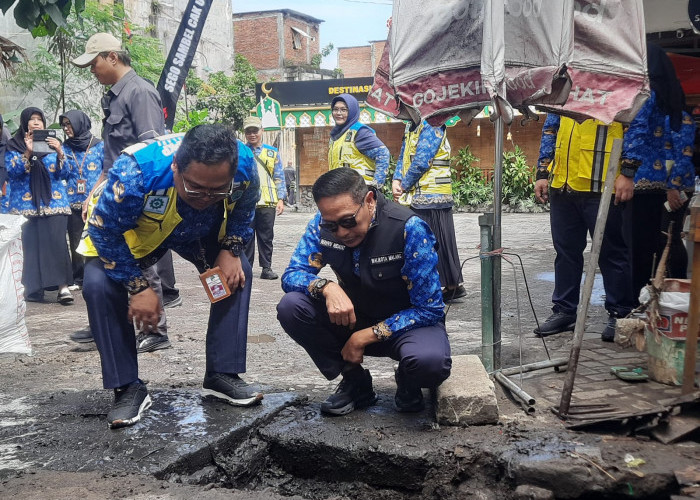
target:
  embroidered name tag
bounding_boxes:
[320,238,346,251]
[144,195,169,214]
[370,253,403,265]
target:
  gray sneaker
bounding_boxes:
[107,381,151,429]
[260,267,279,280]
[70,328,94,343]
[202,372,263,406]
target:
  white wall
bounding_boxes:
[123,0,234,77]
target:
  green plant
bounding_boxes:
[189,54,257,129]
[451,146,492,207]
[501,146,535,204]
[1,0,86,35]
[311,43,334,69]
[172,109,209,133]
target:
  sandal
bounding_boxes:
[58,290,74,305]
[610,366,648,382]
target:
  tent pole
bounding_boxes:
[479,213,495,372]
[492,117,504,370]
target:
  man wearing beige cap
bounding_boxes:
[72,32,165,173]
[72,33,175,353]
[243,115,287,280]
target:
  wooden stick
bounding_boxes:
[682,196,700,394]
[559,139,622,417]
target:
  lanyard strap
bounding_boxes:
[70,138,94,178]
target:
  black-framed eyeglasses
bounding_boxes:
[319,202,363,232]
[181,175,233,199]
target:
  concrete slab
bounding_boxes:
[0,389,300,480]
[436,354,499,426]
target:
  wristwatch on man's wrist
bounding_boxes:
[229,242,244,257]
[620,166,636,178]
[309,278,331,299]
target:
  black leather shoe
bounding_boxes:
[534,312,576,337]
[443,285,467,303]
[601,316,616,342]
[394,367,424,412]
[320,367,377,416]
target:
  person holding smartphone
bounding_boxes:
[4,107,74,304]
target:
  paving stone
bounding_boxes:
[436,354,499,426]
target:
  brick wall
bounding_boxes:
[370,40,386,74]
[233,15,281,70]
[294,118,545,187]
[338,46,373,78]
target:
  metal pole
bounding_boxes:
[494,372,536,406]
[558,139,623,417]
[492,117,504,370]
[479,213,494,372]
[499,357,569,377]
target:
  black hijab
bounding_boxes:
[6,107,53,211]
[59,110,99,151]
[647,43,685,132]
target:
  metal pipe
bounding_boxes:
[493,117,504,370]
[500,358,569,377]
[494,371,535,406]
[519,401,536,415]
[479,213,494,372]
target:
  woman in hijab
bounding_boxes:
[60,110,104,287]
[328,93,390,188]
[621,43,689,302]
[4,107,74,304]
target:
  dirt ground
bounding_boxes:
[1,211,698,499]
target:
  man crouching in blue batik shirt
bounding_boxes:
[277,168,451,416]
[78,124,262,429]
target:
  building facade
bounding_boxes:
[233,9,334,81]
[337,40,386,79]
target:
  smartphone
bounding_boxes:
[31,129,57,154]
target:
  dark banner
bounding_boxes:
[255,77,374,107]
[157,0,212,129]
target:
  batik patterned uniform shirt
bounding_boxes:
[64,141,104,209]
[88,148,258,290]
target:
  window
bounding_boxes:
[291,26,314,50]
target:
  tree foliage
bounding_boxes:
[186,54,257,130]
[0,0,85,36]
[8,0,164,124]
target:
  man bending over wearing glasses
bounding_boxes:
[79,124,262,429]
[277,168,451,417]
